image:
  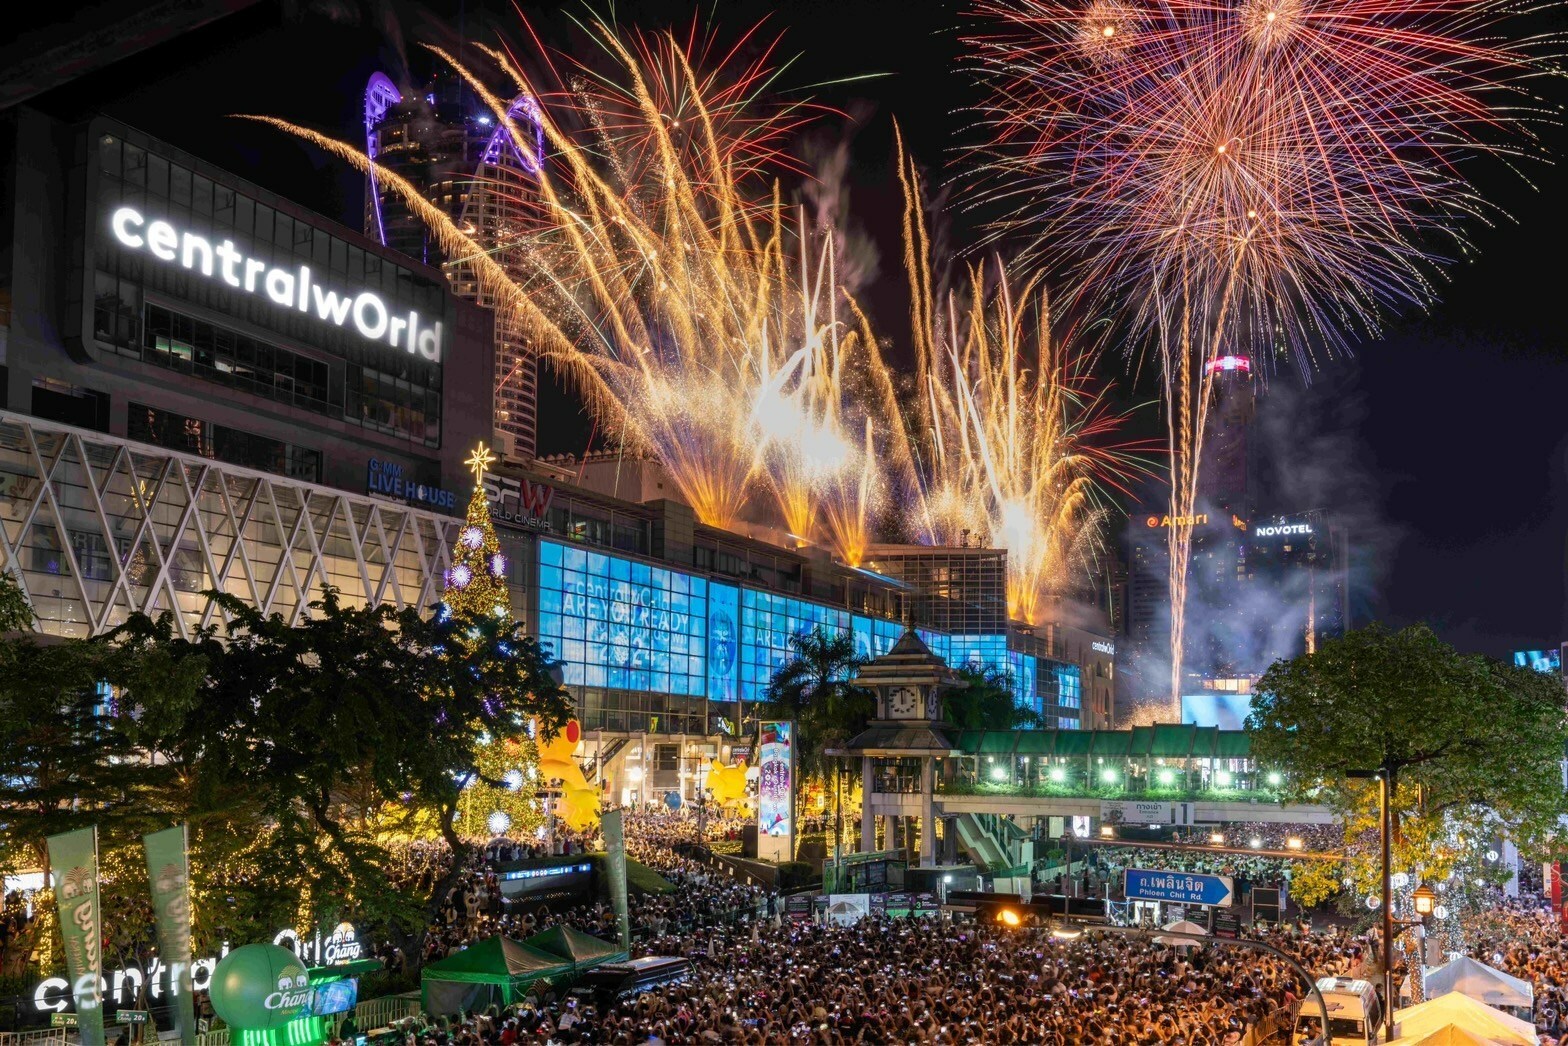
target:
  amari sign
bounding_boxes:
[109,207,445,363]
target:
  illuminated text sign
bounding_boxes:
[1091,640,1115,656]
[484,473,555,531]
[1254,523,1313,537]
[110,207,444,362]
[1145,514,1208,528]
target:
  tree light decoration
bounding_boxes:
[486,810,512,836]
[443,444,510,620]
[503,769,524,791]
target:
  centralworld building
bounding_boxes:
[0,97,1115,813]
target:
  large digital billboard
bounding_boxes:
[535,541,708,695]
[738,590,850,702]
[1513,649,1561,674]
[707,581,740,703]
[758,720,794,861]
[1181,693,1255,730]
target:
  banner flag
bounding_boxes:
[602,809,631,950]
[144,825,198,1042]
[46,827,105,1046]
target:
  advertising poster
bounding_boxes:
[601,810,631,949]
[46,827,105,1046]
[758,721,794,862]
[707,582,740,704]
[143,825,198,1044]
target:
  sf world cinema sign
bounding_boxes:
[110,207,444,363]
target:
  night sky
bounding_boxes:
[16,0,1568,659]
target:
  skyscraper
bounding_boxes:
[1115,358,1349,723]
[363,70,543,461]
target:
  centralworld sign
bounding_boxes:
[109,207,445,363]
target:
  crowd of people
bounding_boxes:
[1466,894,1568,1040]
[344,807,1564,1046]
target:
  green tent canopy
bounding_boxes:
[420,936,574,1016]
[523,925,629,972]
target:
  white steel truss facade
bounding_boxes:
[0,411,458,639]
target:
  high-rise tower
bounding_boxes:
[363,70,543,461]
[1196,353,1255,514]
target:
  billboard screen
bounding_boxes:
[1181,693,1255,730]
[758,721,794,861]
[535,541,708,695]
[310,979,358,1017]
[1513,649,1561,674]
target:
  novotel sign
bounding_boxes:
[109,207,444,363]
[1254,523,1314,537]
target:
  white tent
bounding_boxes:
[1393,992,1539,1046]
[1153,919,1209,948]
[1423,956,1534,1011]
[1387,1023,1510,1046]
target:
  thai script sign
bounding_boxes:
[1124,868,1234,908]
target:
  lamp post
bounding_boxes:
[1347,764,1397,1043]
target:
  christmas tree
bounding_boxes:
[446,443,542,839]
[444,444,511,620]
[459,730,544,839]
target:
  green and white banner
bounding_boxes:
[602,809,631,949]
[46,827,105,1046]
[144,825,198,1043]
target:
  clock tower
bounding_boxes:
[835,628,967,868]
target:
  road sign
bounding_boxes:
[1124,868,1234,908]
[118,1010,150,1024]
[50,1013,78,1028]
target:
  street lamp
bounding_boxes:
[1347,765,1397,1044]
[1412,883,1437,917]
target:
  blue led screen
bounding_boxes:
[536,541,707,695]
[535,540,1082,728]
[739,590,852,701]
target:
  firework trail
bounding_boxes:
[965,0,1550,709]
[247,21,883,554]
[889,137,1152,625]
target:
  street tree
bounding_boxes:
[111,586,573,965]
[761,626,875,781]
[943,666,1043,731]
[1248,623,1568,922]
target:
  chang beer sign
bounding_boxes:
[46,827,106,1046]
[208,944,314,1030]
[274,921,363,965]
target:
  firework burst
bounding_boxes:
[890,138,1151,625]
[249,21,882,555]
[965,0,1551,705]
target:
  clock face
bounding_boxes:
[888,686,921,718]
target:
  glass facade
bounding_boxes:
[534,539,1086,731]
[0,412,455,639]
[88,131,448,446]
[535,541,708,696]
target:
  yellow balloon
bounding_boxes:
[707,759,750,809]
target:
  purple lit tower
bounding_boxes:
[363,70,545,461]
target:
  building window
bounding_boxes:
[127,402,321,482]
[31,380,110,432]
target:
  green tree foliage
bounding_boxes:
[105,587,573,964]
[760,627,874,780]
[943,666,1042,731]
[1248,624,1568,921]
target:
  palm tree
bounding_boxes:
[944,666,1045,732]
[759,627,874,782]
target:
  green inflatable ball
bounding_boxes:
[208,943,313,1029]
